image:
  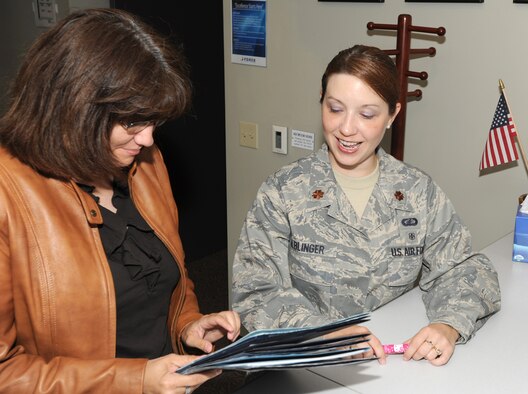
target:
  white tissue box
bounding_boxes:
[513,205,528,263]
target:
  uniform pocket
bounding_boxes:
[288,247,337,314]
[387,253,422,287]
[290,273,334,314]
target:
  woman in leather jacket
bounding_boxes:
[0,8,239,394]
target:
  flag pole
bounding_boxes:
[499,79,528,172]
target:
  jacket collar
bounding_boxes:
[70,159,141,226]
[70,181,103,225]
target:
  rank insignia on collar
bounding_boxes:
[394,191,404,201]
[312,189,324,200]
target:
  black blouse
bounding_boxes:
[80,183,181,359]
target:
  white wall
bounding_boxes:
[224,0,528,298]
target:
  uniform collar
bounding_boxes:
[376,148,413,213]
[306,145,412,234]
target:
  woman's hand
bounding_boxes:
[403,323,460,366]
[324,324,387,365]
[181,311,241,353]
[143,353,221,394]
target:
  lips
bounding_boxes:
[123,147,141,155]
[338,138,361,152]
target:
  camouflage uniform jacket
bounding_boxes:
[232,144,500,342]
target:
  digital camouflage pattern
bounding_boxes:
[232,145,500,342]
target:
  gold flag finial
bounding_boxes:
[499,79,505,90]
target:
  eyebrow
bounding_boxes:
[325,98,382,111]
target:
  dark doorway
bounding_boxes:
[111,1,228,313]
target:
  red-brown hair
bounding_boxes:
[320,45,400,115]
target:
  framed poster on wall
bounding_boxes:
[231,0,267,67]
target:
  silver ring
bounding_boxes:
[185,386,191,394]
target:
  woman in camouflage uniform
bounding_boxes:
[232,45,500,366]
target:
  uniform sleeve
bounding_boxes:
[419,180,501,342]
[232,177,330,331]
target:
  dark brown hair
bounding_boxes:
[0,8,192,183]
[320,45,400,114]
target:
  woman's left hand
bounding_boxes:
[181,311,241,353]
[402,323,460,366]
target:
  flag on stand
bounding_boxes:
[479,93,519,171]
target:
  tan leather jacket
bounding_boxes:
[0,145,203,393]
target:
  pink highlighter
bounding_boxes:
[382,343,409,355]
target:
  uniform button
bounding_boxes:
[90,210,97,217]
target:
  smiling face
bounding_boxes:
[109,122,155,167]
[322,73,400,177]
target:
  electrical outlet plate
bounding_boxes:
[32,0,58,27]
[272,125,287,154]
[239,121,258,149]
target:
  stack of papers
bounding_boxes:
[177,312,375,374]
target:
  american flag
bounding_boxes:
[479,93,519,171]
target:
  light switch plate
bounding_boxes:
[272,125,287,154]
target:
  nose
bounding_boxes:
[340,113,357,136]
[134,125,155,147]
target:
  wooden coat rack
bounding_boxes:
[367,14,446,161]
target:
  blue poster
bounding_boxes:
[231,0,266,67]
